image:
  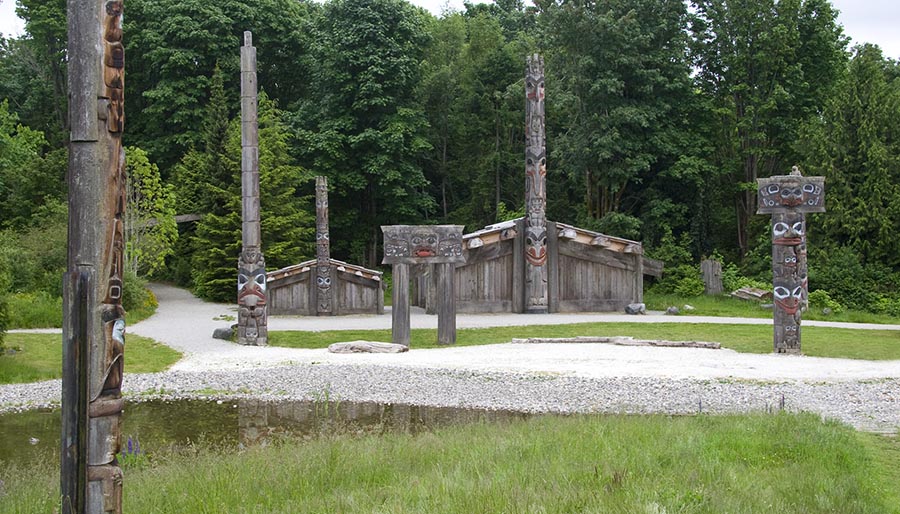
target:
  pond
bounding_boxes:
[0,399,530,469]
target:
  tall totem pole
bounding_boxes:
[757,167,825,353]
[315,176,333,315]
[524,54,549,313]
[63,0,126,511]
[237,31,268,346]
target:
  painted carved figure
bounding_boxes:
[237,32,267,344]
[382,226,465,264]
[91,2,128,511]
[315,176,333,314]
[524,54,549,311]
[757,167,825,353]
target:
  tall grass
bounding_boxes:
[0,413,897,513]
[0,333,181,384]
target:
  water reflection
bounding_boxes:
[0,399,530,468]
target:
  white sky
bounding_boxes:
[0,0,896,59]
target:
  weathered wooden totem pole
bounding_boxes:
[524,54,549,313]
[383,225,465,345]
[237,31,268,346]
[757,167,825,353]
[62,0,126,511]
[315,176,333,315]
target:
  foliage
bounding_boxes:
[2,0,900,317]
[294,0,434,266]
[192,93,314,301]
[720,261,770,293]
[124,0,315,170]
[799,45,900,268]
[125,147,178,277]
[650,264,705,297]
[691,0,847,257]
[542,0,694,228]
[808,289,843,314]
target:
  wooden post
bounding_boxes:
[63,1,127,511]
[237,31,268,346]
[701,259,723,295]
[757,167,825,354]
[315,176,333,315]
[436,263,456,345]
[391,263,410,346]
[524,54,549,313]
[383,225,464,346]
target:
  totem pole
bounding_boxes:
[757,167,825,353]
[315,176,333,315]
[63,0,126,512]
[237,31,268,346]
[524,54,548,313]
[383,225,465,346]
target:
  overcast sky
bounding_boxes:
[0,0,897,59]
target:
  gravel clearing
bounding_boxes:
[2,283,898,434]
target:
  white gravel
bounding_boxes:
[3,283,899,433]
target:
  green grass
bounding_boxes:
[645,291,900,325]
[1,413,897,513]
[6,288,157,329]
[0,333,182,384]
[270,322,900,360]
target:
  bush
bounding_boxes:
[652,264,704,297]
[808,289,843,314]
[6,291,62,328]
[808,245,897,311]
[122,270,158,314]
[721,262,769,293]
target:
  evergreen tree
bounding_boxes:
[799,44,900,267]
[192,93,313,302]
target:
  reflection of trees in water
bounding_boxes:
[237,399,530,447]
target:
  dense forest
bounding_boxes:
[2,0,900,333]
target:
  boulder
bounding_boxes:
[625,303,646,315]
[212,327,234,340]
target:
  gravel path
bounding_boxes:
[3,283,899,433]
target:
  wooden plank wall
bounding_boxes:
[268,274,311,315]
[268,266,384,315]
[454,240,515,313]
[557,249,637,312]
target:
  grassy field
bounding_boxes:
[0,333,182,384]
[269,322,900,360]
[1,412,897,513]
[644,291,900,325]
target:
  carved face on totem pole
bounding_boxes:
[382,225,466,265]
[771,211,805,246]
[773,277,804,315]
[758,176,825,214]
[238,253,267,309]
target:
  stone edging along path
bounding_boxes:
[3,283,899,433]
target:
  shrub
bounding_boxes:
[6,291,62,328]
[652,264,704,297]
[721,262,770,293]
[122,270,157,314]
[808,289,843,314]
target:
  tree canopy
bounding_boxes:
[6,0,900,314]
